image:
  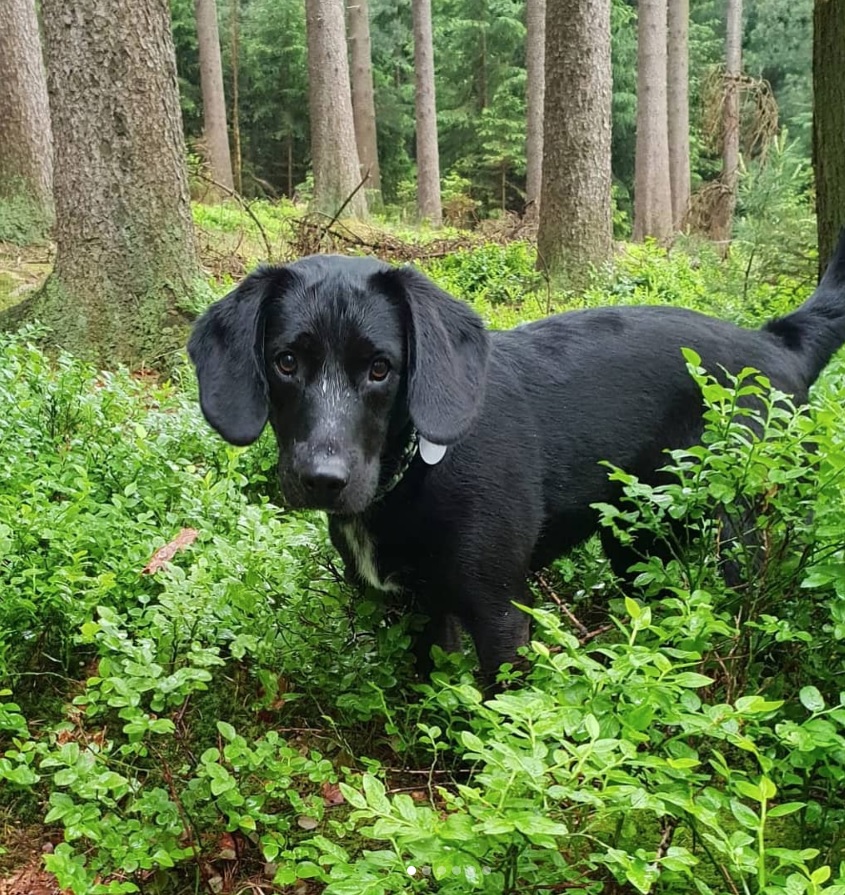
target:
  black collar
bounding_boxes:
[374,427,419,501]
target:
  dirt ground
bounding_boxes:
[0,860,64,895]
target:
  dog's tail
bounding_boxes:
[763,229,845,387]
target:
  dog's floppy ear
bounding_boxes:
[188,267,291,446]
[376,265,490,444]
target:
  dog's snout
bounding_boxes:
[301,457,350,503]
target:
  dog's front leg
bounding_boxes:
[461,576,533,688]
[413,611,464,676]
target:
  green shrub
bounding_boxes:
[2,244,845,894]
[285,356,845,895]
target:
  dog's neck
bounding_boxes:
[375,425,419,501]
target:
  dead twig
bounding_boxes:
[194,171,273,260]
[533,572,589,636]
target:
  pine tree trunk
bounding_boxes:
[196,0,234,194]
[633,0,673,242]
[305,0,367,218]
[537,0,612,286]
[667,0,690,231]
[524,0,545,222]
[2,0,199,369]
[230,0,243,194]
[0,0,53,219]
[813,0,845,275]
[347,0,382,201]
[711,0,742,249]
[412,0,442,226]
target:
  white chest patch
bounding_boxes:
[336,517,401,594]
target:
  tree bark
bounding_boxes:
[2,0,199,369]
[711,0,743,248]
[305,0,367,218]
[196,0,234,193]
[633,0,673,242]
[412,0,442,226]
[524,0,545,222]
[813,0,845,275]
[537,0,612,286]
[667,0,690,231]
[347,0,382,201]
[0,0,53,219]
[230,0,243,194]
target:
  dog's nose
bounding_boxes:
[301,458,349,503]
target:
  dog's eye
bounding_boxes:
[276,352,298,376]
[369,358,391,382]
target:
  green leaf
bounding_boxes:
[624,704,655,732]
[811,865,831,885]
[730,799,760,829]
[513,814,568,838]
[734,780,762,802]
[666,757,700,770]
[4,764,39,785]
[759,777,777,800]
[338,782,367,810]
[362,775,391,814]
[767,802,805,818]
[584,713,600,740]
[625,596,642,620]
[216,721,237,741]
[674,672,714,688]
[461,731,485,754]
[799,686,825,713]
[734,695,784,714]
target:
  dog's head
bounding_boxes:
[188,255,490,514]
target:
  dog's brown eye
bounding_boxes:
[276,352,297,376]
[370,358,391,382]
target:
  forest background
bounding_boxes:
[2,1,845,895]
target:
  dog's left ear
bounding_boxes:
[376,266,490,444]
[188,267,292,446]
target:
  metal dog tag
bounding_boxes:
[419,437,447,465]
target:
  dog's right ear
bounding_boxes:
[188,267,291,446]
[373,265,490,445]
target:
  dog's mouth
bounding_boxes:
[280,471,379,516]
[284,489,374,515]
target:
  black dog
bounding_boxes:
[189,236,845,683]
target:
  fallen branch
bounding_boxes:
[194,171,273,260]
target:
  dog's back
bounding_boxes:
[484,231,845,518]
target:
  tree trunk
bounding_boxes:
[537,0,612,286]
[813,0,845,276]
[2,0,199,369]
[524,0,545,222]
[711,0,743,248]
[196,0,234,194]
[633,0,673,242]
[412,0,442,226]
[667,0,690,231]
[347,0,382,201]
[0,0,53,220]
[230,0,242,194]
[305,0,367,219]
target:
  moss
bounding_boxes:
[0,188,52,246]
[0,272,196,373]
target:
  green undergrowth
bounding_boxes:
[421,236,815,332]
[2,235,845,894]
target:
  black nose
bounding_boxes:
[301,458,349,503]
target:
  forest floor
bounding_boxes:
[0,205,532,316]
[2,203,836,895]
[0,241,52,312]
